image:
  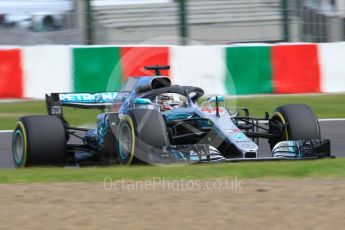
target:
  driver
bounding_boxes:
[158,93,183,111]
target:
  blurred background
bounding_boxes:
[1,0,345,45]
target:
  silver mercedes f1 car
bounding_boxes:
[12,65,332,167]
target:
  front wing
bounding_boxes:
[146,139,332,164]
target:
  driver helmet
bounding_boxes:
[158,93,183,111]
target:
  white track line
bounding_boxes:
[0,130,12,133]
[319,118,345,122]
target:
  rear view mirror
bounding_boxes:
[207,96,224,103]
[133,98,152,105]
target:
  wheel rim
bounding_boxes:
[272,112,289,140]
[12,130,25,165]
[118,122,132,161]
[269,112,289,150]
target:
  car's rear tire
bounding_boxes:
[116,109,169,165]
[269,104,320,150]
[12,115,66,168]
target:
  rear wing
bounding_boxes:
[45,92,129,117]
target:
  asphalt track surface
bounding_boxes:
[0,120,344,168]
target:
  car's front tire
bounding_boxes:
[116,109,170,165]
[117,114,136,165]
[269,104,320,150]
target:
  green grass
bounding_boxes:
[1,94,343,184]
[233,93,345,118]
[0,94,344,130]
[0,159,344,184]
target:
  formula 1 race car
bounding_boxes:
[11,65,332,167]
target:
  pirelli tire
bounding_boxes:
[12,115,66,168]
[269,104,321,150]
[116,108,170,165]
